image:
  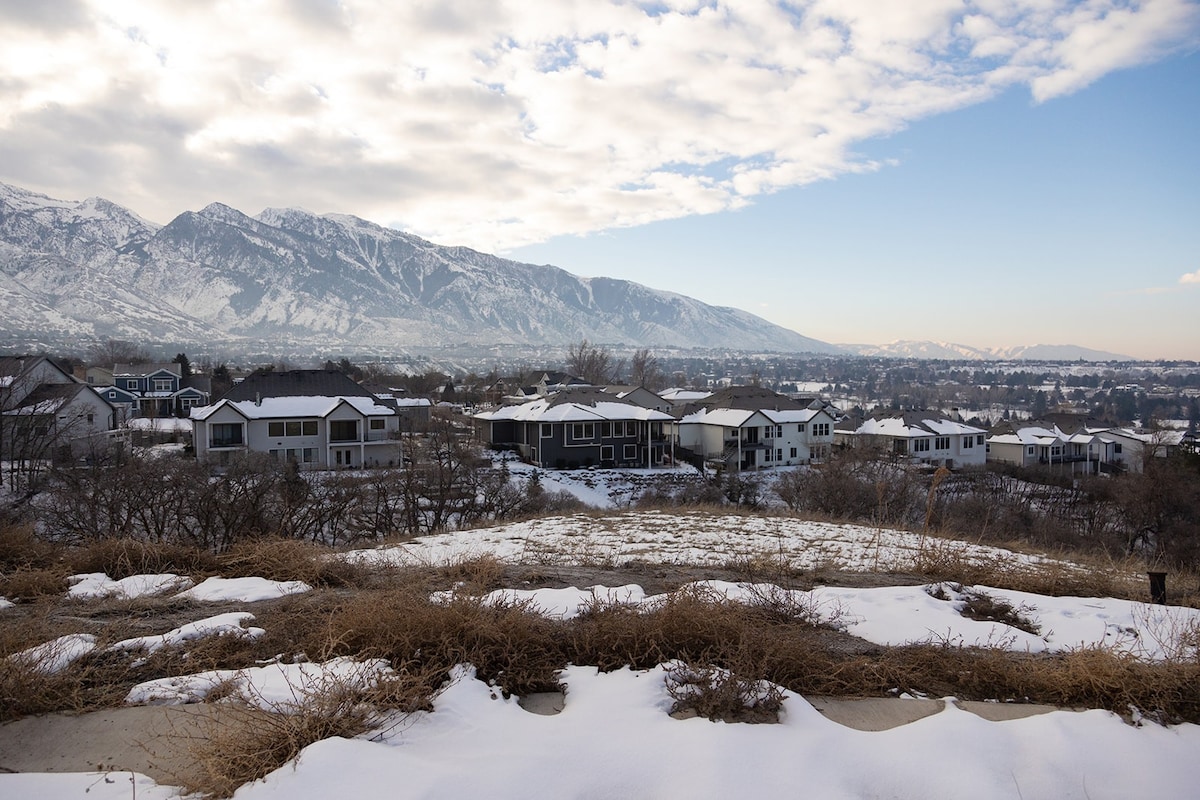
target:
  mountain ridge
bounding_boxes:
[0,182,839,355]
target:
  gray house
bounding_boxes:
[474,390,673,469]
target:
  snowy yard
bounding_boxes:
[3,512,1199,799]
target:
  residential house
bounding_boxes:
[1,355,115,465]
[676,406,837,470]
[473,390,673,469]
[190,370,401,469]
[836,412,988,468]
[985,421,1117,474]
[98,363,210,420]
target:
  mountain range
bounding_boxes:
[0,182,1133,362]
[0,182,836,355]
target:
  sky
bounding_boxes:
[1,1,1198,359]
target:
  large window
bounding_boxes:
[570,422,595,440]
[541,423,553,438]
[934,436,950,450]
[210,423,243,448]
[329,419,359,442]
[913,438,930,453]
[812,423,830,437]
[623,444,637,460]
[963,436,974,449]
[268,420,318,437]
[369,418,386,430]
[153,378,174,392]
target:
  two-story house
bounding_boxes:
[836,412,988,468]
[473,390,673,469]
[676,406,836,470]
[96,363,210,420]
[190,370,401,469]
[1,355,115,467]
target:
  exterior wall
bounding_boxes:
[194,405,249,463]
[532,419,661,468]
[986,440,1033,467]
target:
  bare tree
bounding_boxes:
[629,348,664,390]
[566,339,616,385]
[86,339,149,368]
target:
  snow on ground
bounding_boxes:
[174,576,312,602]
[446,580,1200,661]
[67,572,192,599]
[0,596,14,609]
[499,453,701,507]
[344,510,1067,573]
[126,656,394,708]
[111,612,264,655]
[9,633,97,674]
[16,662,1198,800]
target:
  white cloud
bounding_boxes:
[1181,269,1200,285]
[0,0,1196,252]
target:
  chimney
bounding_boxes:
[255,392,261,407]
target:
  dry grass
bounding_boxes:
[217,539,377,588]
[70,538,221,579]
[171,662,441,798]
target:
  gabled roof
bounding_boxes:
[3,383,90,415]
[679,407,830,428]
[191,395,395,421]
[845,411,987,439]
[221,370,375,402]
[475,396,672,424]
[113,362,182,378]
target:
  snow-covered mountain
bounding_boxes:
[0,182,839,354]
[837,340,1134,361]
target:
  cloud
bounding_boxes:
[0,0,1196,252]
[1181,269,1200,285]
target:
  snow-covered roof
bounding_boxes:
[476,398,672,424]
[849,415,987,439]
[679,407,828,427]
[191,395,395,421]
[394,398,432,408]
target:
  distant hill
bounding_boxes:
[0,182,839,355]
[837,340,1134,361]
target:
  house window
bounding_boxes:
[269,422,284,437]
[1027,446,1036,455]
[87,413,94,424]
[913,439,930,453]
[303,448,316,463]
[790,447,797,458]
[329,420,358,442]
[601,422,612,438]
[776,448,783,462]
[976,435,985,446]
[369,418,386,430]
[541,423,552,438]
[798,423,806,433]
[210,423,243,448]
[812,423,830,437]
[571,423,595,440]
[623,444,637,460]
[1114,443,1123,454]
[108,391,117,399]
[764,448,773,462]
[153,378,173,392]
[963,436,973,449]
[624,421,638,437]
[303,420,317,435]
[601,445,614,462]
[934,436,950,450]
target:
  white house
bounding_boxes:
[985,423,1116,473]
[1,356,115,465]
[676,407,836,471]
[189,369,402,469]
[836,412,988,468]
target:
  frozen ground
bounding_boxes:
[3,512,1198,799]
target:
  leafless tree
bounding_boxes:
[629,348,664,390]
[566,339,617,385]
[85,339,150,368]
